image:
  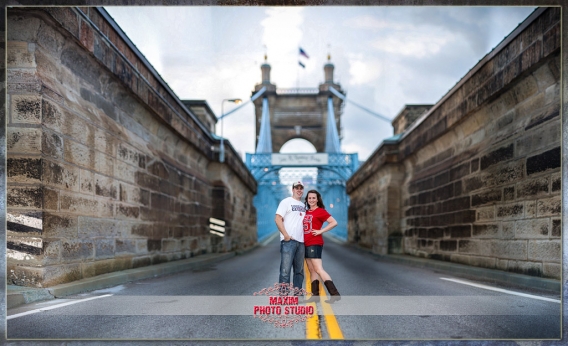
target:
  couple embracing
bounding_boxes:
[274,180,341,302]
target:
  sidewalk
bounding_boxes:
[6,251,239,309]
[343,241,561,294]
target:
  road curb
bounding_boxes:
[345,243,561,294]
[7,252,236,309]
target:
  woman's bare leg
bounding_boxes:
[309,258,331,282]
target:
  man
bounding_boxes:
[275,181,306,295]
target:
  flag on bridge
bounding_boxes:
[298,61,305,68]
[299,47,309,59]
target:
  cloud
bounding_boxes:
[345,15,392,30]
[371,29,454,58]
[348,55,383,85]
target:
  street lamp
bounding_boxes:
[220,98,242,163]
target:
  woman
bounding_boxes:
[302,189,341,303]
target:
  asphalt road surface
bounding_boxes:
[7,234,561,341]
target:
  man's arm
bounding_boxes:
[275,214,292,241]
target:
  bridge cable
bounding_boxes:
[329,86,392,123]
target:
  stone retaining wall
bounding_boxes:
[347,7,561,279]
[6,7,257,287]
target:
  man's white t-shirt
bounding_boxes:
[275,197,306,242]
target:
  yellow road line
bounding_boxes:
[304,262,344,339]
[304,263,321,339]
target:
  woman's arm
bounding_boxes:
[311,216,338,236]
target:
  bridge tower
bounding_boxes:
[252,55,345,153]
[246,55,358,242]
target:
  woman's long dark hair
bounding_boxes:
[305,189,325,209]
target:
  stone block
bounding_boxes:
[476,206,495,221]
[162,239,180,253]
[507,260,542,277]
[43,212,78,238]
[117,142,143,167]
[64,139,93,169]
[114,159,137,184]
[135,171,160,192]
[61,239,94,261]
[532,59,557,92]
[7,186,43,208]
[94,127,117,156]
[60,193,113,217]
[7,157,41,183]
[118,183,141,204]
[536,196,561,216]
[491,240,527,260]
[525,200,537,218]
[551,219,560,237]
[450,254,471,265]
[94,173,117,199]
[496,203,523,219]
[524,103,560,132]
[80,169,94,194]
[94,151,114,176]
[516,176,549,198]
[132,256,151,268]
[503,186,515,201]
[95,239,115,259]
[526,147,560,176]
[42,130,64,159]
[501,221,515,239]
[458,240,485,255]
[468,256,496,269]
[542,263,561,279]
[150,192,175,211]
[496,259,508,271]
[486,160,525,187]
[472,223,499,238]
[472,189,502,207]
[480,144,514,170]
[447,225,471,238]
[147,239,161,252]
[11,94,41,124]
[116,203,140,219]
[42,159,80,191]
[7,127,42,153]
[61,44,101,92]
[7,41,36,68]
[136,239,148,254]
[515,218,549,238]
[528,240,560,262]
[78,217,119,237]
[130,223,153,238]
[41,240,62,265]
[551,173,560,192]
[116,239,137,254]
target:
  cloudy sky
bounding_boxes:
[104,6,536,161]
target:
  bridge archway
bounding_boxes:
[280,138,317,154]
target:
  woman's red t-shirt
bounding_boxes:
[303,207,331,246]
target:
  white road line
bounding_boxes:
[440,278,560,303]
[7,294,114,320]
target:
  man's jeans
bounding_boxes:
[279,239,305,295]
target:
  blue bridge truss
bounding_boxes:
[246,153,359,242]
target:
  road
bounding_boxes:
[7,234,561,341]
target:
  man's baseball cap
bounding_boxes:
[292,181,304,188]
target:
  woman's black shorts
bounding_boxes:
[305,245,323,259]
